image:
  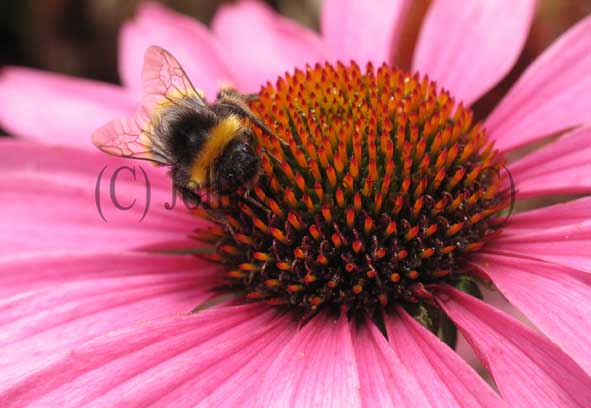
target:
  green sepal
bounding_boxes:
[451,275,483,300]
[436,311,458,349]
[404,303,434,331]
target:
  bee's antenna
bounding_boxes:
[254,121,289,146]
[240,112,289,147]
[215,88,289,146]
[259,147,284,166]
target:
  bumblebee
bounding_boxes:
[93,46,272,204]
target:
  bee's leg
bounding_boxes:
[242,188,271,217]
[170,169,200,209]
[224,220,239,242]
[179,187,203,209]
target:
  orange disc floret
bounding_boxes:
[194,61,508,314]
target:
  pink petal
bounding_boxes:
[212,0,325,92]
[0,141,200,256]
[119,2,233,100]
[507,126,591,199]
[257,313,362,407]
[183,314,295,407]
[389,308,505,407]
[0,67,134,149]
[412,0,536,106]
[0,252,221,385]
[1,303,297,407]
[353,310,504,407]
[486,16,591,152]
[0,251,216,300]
[353,321,430,408]
[495,198,591,272]
[486,221,591,274]
[437,286,591,408]
[501,197,591,232]
[321,0,411,65]
[468,253,591,375]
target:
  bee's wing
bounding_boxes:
[142,45,208,111]
[92,108,170,164]
[92,46,207,164]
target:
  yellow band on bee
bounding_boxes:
[191,115,242,185]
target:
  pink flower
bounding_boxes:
[1,1,590,406]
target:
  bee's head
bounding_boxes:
[214,138,260,195]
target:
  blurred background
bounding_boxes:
[0,0,589,122]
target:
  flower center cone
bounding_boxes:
[196,61,509,317]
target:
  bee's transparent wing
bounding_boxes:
[92,46,207,164]
[142,45,208,111]
[92,107,170,164]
